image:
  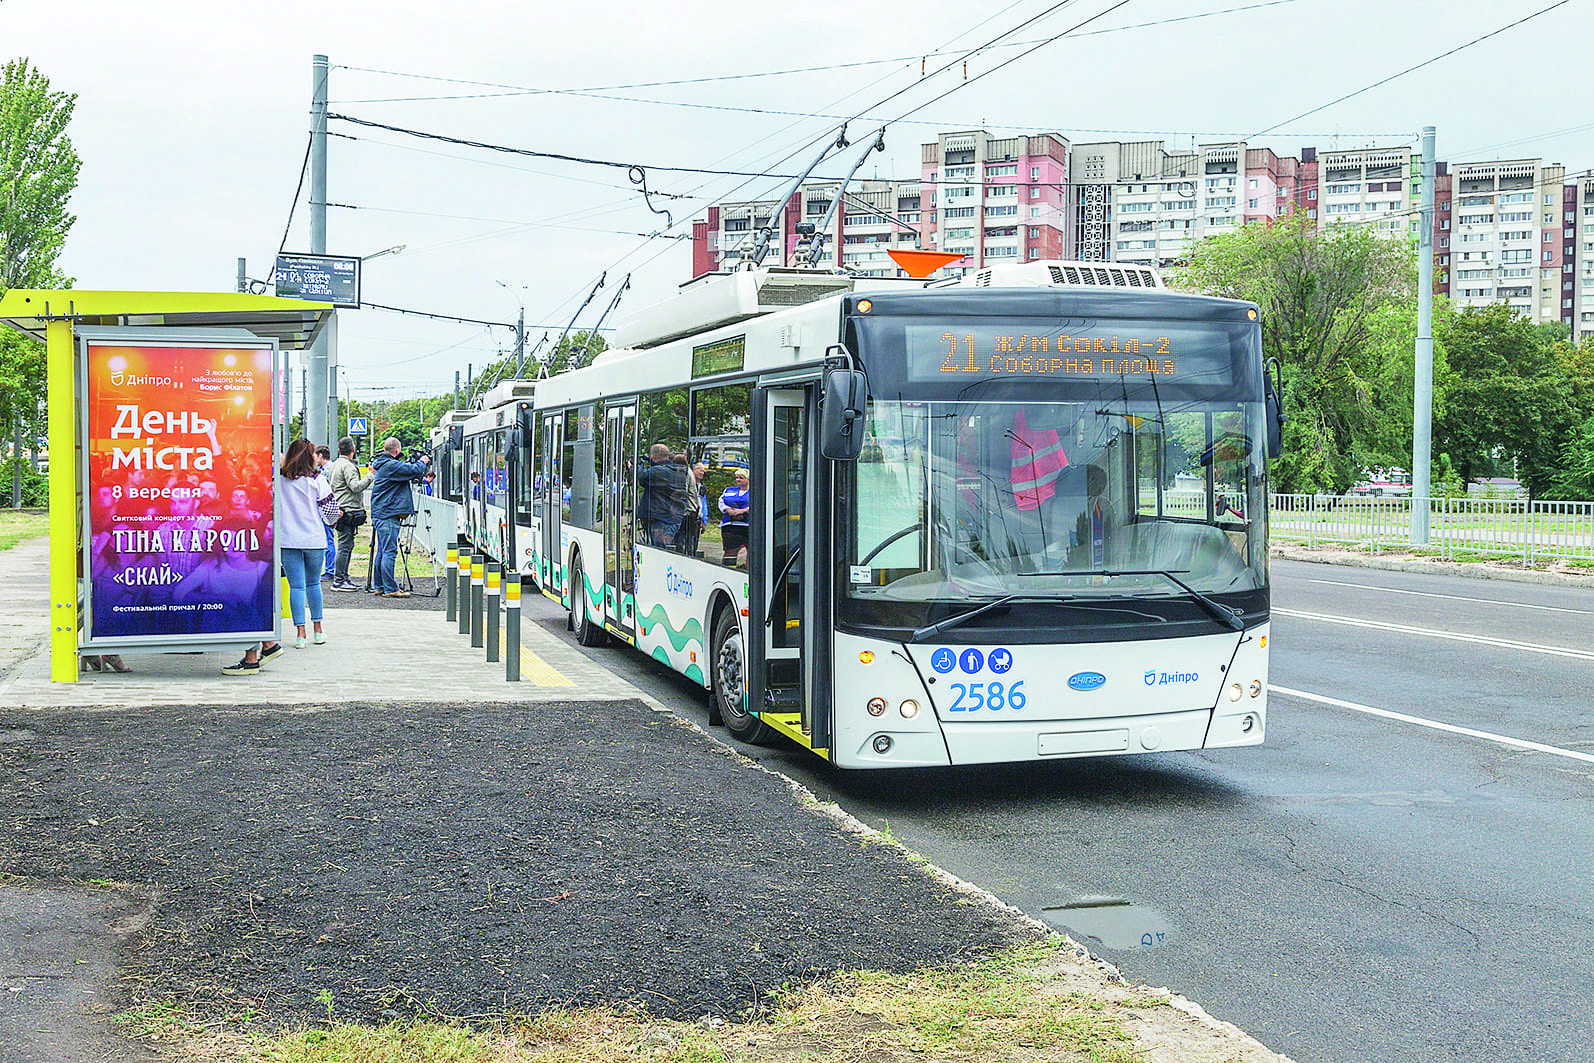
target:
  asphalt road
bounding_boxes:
[523,559,1594,1063]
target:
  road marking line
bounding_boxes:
[1272,685,1594,766]
[1306,579,1594,616]
[1272,608,1594,661]
[495,632,575,686]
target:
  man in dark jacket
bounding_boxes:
[637,443,686,548]
[370,437,430,598]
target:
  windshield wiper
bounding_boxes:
[911,595,1072,642]
[1096,568,1244,631]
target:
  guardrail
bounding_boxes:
[1269,494,1594,564]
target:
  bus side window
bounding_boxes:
[690,382,752,561]
[639,388,690,553]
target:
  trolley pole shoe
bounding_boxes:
[505,572,521,682]
[486,563,501,663]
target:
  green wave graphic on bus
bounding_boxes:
[639,602,704,653]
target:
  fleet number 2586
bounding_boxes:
[946,681,1027,712]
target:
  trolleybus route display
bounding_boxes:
[904,321,1239,383]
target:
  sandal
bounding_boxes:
[103,655,130,673]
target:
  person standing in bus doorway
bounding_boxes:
[718,467,750,567]
[674,458,706,556]
[327,436,373,592]
[638,442,686,548]
[370,437,430,599]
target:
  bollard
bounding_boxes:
[470,556,485,649]
[485,563,501,663]
[457,551,472,635]
[505,571,521,682]
[445,543,459,623]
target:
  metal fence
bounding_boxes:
[1268,495,1594,564]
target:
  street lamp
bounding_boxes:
[363,244,406,262]
[497,280,528,377]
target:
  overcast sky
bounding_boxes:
[3,0,1589,402]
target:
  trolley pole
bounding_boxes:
[485,562,501,662]
[457,550,472,635]
[445,542,459,624]
[505,571,521,682]
[470,556,485,649]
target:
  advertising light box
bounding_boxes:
[78,330,280,648]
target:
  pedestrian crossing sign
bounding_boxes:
[348,416,368,434]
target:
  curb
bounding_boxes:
[1270,545,1594,590]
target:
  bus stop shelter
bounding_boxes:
[0,289,333,682]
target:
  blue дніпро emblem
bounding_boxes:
[1068,671,1106,691]
[987,648,1013,673]
[959,648,985,674]
[930,648,956,674]
[1144,670,1157,686]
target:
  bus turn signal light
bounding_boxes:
[867,697,887,716]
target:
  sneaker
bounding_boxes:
[221,657,260,677]
[258,643,285,666]
[331,579,359,592]
[313,631,326,645]
[294,636,308,649]
[384,590,412,599]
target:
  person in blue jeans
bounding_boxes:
[315,445,336,578]
[369,437,431,598]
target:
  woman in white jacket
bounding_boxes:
[222,438,329,676]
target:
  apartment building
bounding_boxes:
[1447,159,1566,325]
[1571,175,1594,341]
[919,130,1070,270]
[690,179,922,278]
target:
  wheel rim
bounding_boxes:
[716,626,744,720]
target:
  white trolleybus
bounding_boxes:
[447,260,1285,769]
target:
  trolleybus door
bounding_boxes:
[750,386,829,752]
[541,414,562,595]
[603,402,637,642]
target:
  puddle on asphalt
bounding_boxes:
[1039,897,1174,950]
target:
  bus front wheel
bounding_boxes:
[713,608,770,744]
[570,556,607,647]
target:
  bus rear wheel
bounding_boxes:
[570,556,607,647]
[713,608,770,744]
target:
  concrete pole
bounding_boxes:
[306,54,330,446]
[1411,125,1435,545]
[514,306,526,378]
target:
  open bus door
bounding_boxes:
[749,384,832,756]
[603,402,637,642]
[541,413,562,598]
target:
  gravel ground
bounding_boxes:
[0,698,1032,1029]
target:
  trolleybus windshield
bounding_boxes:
[840,308,1267,635]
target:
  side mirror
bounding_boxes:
[448,424,464,449]
[507,425,524,452]
[516,403,535,447]
[1264,358,1285,460]
[820,368,868,461]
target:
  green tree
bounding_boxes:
[1433,304,1577,499]
[1,59,79,503]
[1172,213,1416,494]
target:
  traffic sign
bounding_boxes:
[348,416,369,434]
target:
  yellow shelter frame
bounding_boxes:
[0,290,333,682]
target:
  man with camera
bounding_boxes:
[326,436,373,591]
[370,437,430,599]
